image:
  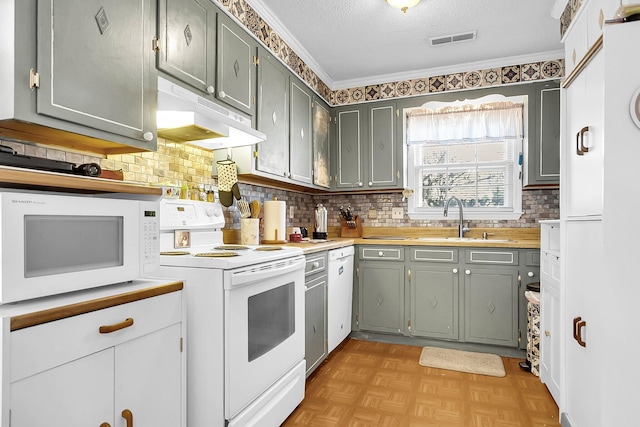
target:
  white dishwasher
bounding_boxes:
[327,246,355,353]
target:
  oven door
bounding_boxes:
[224,255,305,420]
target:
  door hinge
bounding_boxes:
[253,149,258,158]
[152,37,161,52]
[407,319,412,331]
[253,96,256,105]
[253,56,259,66]
[29,68,40,90]
[517,329,521,344]
[356,267,359,279]
[355,312,359,325]
[180,337,184,352]
[396,108,400,117]
[517,273,522,286]
[407,269,411,281]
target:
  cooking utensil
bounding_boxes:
[250,200,261,218]
[237,198,251,218]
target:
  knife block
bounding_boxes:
[341,216,362,237]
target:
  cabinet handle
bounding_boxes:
[465,269,471,275]
[378,251,384,257]
[122,409,133,427]
[576,126,589,156]
[313,261,320,269]
[452,268,458,274]
[142,132,154,141]
[100,423,111,427]
[368,181,373,186]
[206,85,215,94]
[573,316,587,347]
[219,90,226,98]
[358,182,363,187]
[99,318,134,334]
[528,271,534,278]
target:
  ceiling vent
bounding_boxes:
[429,31,477,46]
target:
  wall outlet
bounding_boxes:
[392,207,404,219]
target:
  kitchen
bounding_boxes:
[0,0,637,426]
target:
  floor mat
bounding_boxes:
[419,346,506,377]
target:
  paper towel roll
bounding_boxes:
[263,199,286,242]
[240,218,260,245]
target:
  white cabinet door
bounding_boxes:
[539,251,561,405]
[116,323,183,426]
[10,349,114,427]
[564,52,604,218]
[563,220,603,427]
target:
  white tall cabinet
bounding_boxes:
[560,2,640,424]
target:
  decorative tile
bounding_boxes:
[229,0,246,23]
[269,31,281,54]
[502,65,521,83]
[287,49,299,71]
[258,20,270,45]
[335,89,350,105]
[446,73,464,90]
[395,81,412,97]
[541,60,563,79]
[411,78,428,94]
[245,5,260,39]
[429,76,446,92]
[482,68,502,86]
[350,87,365,103]
[521,63,540,81]
[463,71,482,88]
[365,85,381,101]
[380,83,396,99]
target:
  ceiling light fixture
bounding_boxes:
[386,0,421,13]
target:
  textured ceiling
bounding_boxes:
[245,0,564,89]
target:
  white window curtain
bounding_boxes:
[406,101,523,144]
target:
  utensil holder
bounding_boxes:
[341,216,362,237]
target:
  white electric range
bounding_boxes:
[157,198,305,427]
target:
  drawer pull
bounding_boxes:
[573,316,587,347]
[100,423,111,427]
[122,409,133,427]
[100,318,134,334]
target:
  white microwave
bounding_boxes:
[0,191,159,304]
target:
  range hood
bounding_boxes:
[156,77,265,150]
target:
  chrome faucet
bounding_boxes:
[443,196,470,238]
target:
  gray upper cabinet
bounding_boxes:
[367,102,402,189]
[312,98,331,189]
[524,83,560,187]
[216,11,257,116]
[334,101,402,190]
[156,0,217,97]
[289,80,313,185]
[335,105,366,188]
[256,48,289,178]
[0,0,157,154]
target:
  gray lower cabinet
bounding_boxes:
[304,252,327,377]
[156,0,217,97]
[216,10,256,116]
[356,246,537,349]
[357,247,405,334]
[1,0,157,154]
[463,249,520,347]
[410,248,460,340]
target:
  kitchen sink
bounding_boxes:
[411,237,513,243]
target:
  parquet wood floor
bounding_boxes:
[282,339,560,427]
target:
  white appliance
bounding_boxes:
[327,246,355,353]
[156,198,306,427]
[0,190,159,304]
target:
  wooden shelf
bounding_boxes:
[0,165,162,195]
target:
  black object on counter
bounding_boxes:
[0,147,101,177]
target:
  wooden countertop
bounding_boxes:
[0,165,162,195]
[275,227,541,254]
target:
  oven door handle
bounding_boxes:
[227,257,304,288]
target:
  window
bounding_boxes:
[405,94,524,220]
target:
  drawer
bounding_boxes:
[465,249,518,265]
[305,253,327,277]
[11,289,183,382]
[359,247,404,261]
[411,247,458,263]
[524,250,540,267]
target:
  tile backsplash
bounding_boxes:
[0,137,558,232]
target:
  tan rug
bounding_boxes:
[419,346,506,377]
